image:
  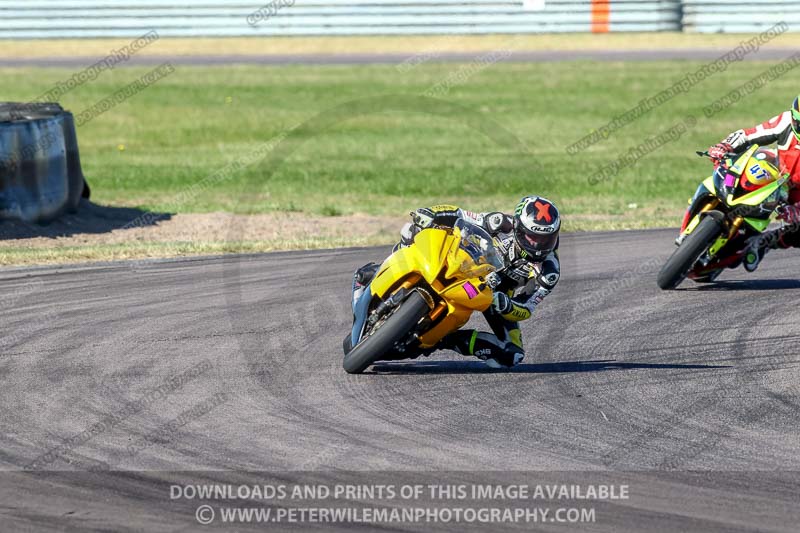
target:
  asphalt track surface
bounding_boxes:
[1,47,798,67]
[2,228,799,531]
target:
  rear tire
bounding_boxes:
[342,291,429,374]
[658,215,724,290]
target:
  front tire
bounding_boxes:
[342,291,429,374]
[658,215,724,290]
[343,333,353,354]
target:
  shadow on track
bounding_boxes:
[370,359,729,375]
[683,279,800,291]
[0,200,171,240]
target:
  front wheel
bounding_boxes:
[342,291,430,374]
[657,215,724,290]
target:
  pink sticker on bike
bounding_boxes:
[463,282,479,299]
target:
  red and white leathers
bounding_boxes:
[717,111,800,248]
[721,111,800,203]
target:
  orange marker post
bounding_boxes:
[591,0,610,33]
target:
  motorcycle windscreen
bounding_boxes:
[446,220,503,279]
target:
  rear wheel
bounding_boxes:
[342,291,429,374]
[658,215,724,290]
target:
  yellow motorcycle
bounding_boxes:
[343,219,503,374]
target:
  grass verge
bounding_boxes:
[1,57,794,264]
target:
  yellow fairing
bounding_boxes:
[368,227,494,348]
[680,176,719,237]
[371,229,451,292]
[743,150,780,188]
[729,145,759,175]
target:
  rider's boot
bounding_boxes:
[435,330,523,368]
[352,262,379,309]
[345,262,381,354]
[743,229,784,272]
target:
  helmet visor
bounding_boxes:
[518,230,558,256]
[793,109,800,140]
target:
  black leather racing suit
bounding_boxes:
[397,204,560,367]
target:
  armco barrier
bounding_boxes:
[0,103,89,223]
[0,0,681,38]
[682,0,796,33]
[0,0,793,36]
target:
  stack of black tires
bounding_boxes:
[0,102,89,223]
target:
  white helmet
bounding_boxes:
[513,196,560,261]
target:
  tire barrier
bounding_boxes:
[0,103,90,223]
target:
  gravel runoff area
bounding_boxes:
[3,33,800,60]
[0,201,679,265]
[0,202,406,264]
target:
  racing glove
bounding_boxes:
[491,292,513,314]
[401,207,451,247]
[778,202,800,225]
[399,222,418,247]
[410,210,435,229]
[707,142,733,164]
[485,272,502,290]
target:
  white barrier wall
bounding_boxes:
[0,0,790,37]
[0,0,682,38]
[681,0,794,33]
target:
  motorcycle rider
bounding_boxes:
[707,95,800,271]
[351,196,561,368]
